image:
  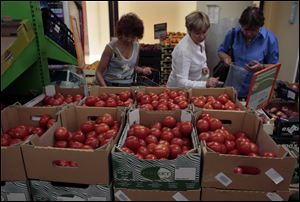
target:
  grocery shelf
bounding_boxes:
[45,36,78,65]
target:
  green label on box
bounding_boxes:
[141,167,172,180]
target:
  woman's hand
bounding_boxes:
[142,67,152,75]
[245,60,263,72]
[206,77,219,88]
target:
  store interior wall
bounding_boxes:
[264,1,299,82]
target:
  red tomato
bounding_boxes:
[178,100,188,109]
[139,139,147,147]
[85,96,98,106]
[147,143,157,154]
[233,167,243,174]
[54,127,69,141]
[248,153,258,157]
[217,95,229,105]
[193,99,206,108]
[82,145,93,150]
[80,121,95,133]
[171,138,184,147]
[73,94,83,102]
[103,129,117,139]
[149,128,161,139]
[68,140,84,149]
[86,131,97,139]
[153,144,170,159]
[172,127,182,138]
[197,119,209,132]
[262,152,277,158]
[133,125,149,139]
[47,118,56,129]
[10,138,23,145]
[162,116,177,128]
[1,136,11,146]
[140,104,154,111]
[99,93,109,101]
[180,121,193,137]
[121,146,134,154]
[169,144,182,159]
[97,113,114,126]
[85,137,99,149]
[72,131,85,143]
[137,146,149,157]
[224,140,236,152]
[249,143,259,154]
[157,104,168,111]
[182,138,192,147]
[234,131,248,139]
[39,115,51,128]
[106,98,117,107]
[140,95,152,105]
[120,91,131,101]
[31,127,45,137]
[210,132,225,144]
[145,154,157,160]
[54,140,68,148]
[13,125,30,139]
[68,161,79,167]
[212,101,223,110]
[151,122,162,130]
[237,141,251,155]
[207,141,226,153]
[125,136,140,151]
[95,100,106,107]
[198,132,211,142]
[145,135,158,144]
[160,131,174,142]
[158,140,170,147]
[53,160,70,167]
[228,149,240,155]
[209,118,222,131]
[95,123,110,134]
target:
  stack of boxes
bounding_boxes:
[160,32,185,85]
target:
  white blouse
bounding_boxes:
[166,34,208,88]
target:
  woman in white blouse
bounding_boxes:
[167,11,219,88]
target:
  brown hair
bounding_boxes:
[116,13,144,39]
[239,6,264,28]
[185,11,210,33]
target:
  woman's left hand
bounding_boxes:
[142,67,152,75]
[245,60,263,72]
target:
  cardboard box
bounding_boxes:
[191,87,246,112]
[23,85,87,107]
[275,80,299,102]
[201,188,290,201]
[1,181,31,201]
[112,109,201,190]
[255,109,275,135]
[21,106,125,185]
[30,180,112,201]
[1,106,61,181]
[197,110,297,191]
[1,20,35,75]
[114,188,201,201]
[263,100,299,137]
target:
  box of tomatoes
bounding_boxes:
[112,109,201,190]
[195,110,297,191]
[21,105,126,185]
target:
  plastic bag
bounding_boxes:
[224,63,250,93]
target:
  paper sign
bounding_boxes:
[114,190,131,201]
[45,85,56,96]
[173,192,189,201]
[266,192,284,201]
[175,168,196,181]
[215,172,232,187]
[88,197,107,201]
[7,193,26,201]
[207,5,220,24]
[265,168,284,184]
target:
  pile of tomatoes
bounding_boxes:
[53,113,120,150]
[43,93,83,106]
[84,91,133,107]
[137,89,189,111]
[197,113,276,157]
[191,93,242,111]
[1,114,56,146]
[121,115,194,160]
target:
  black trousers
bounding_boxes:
[105,81,132,87]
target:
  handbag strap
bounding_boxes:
[228,28,236,62]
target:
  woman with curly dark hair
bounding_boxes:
[96,13,152,86]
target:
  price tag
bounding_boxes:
[7,193,26,201]
[45,85,56,96]
[114,190,131,201]
[265,168,284,184]
[266,192,283,201]
[175,168,196,180]
[172,192,188,201]
[215,172,232,187]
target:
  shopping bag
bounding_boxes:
[224,63,250,93]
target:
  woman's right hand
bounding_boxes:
[206,77,219,88]
[223,56,232,66]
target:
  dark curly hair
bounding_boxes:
[239,6,265,28]
[116,13,144,39]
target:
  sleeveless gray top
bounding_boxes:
[103,38,139,84]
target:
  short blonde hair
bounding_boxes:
[185,11,210,32]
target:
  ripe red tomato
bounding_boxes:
[210,132,225,144]
[151,122,162,130]
[85,96,98,106]
[137,146,149,157]
[171,138,184,147]
[172,126,182,138]
[47,118,56,129]
[158,140,170,147]
[54,140,68,148]
[72,131,85,143]
[95,123,110,134]
[53,160,70,167]
[207,141,226,153]
[224,140,236,152]
[86,131,97,139]
[1,136,11,146]
[39,115,51,128]
[182,138,192,147]
[149,128,161,139]
[95,100,106,107]
[234,131,248,139]
[147,143,157,154]
[125,136,140,152]
[212,101,223,110]
[233,167,243,174]
[163,116,177,128]
[209,118,222,131]
[31,127,45,137]
[237,141,251,155]
[73,94,83,102]
[157,104,168,111]
[13,125,30,139]
[97,113,114,126]
[262,152,277,158]
[228,149,240,155]
[85,137,99,149]
[80,121,95,133]
[121,146,134,154]
[140,95,152,105]
[140,104,154,110]
[160,131,174,142]
[197,119,209,132]
[193,99,206,108]
[145,135,158,144]
[145,154,157,160]
[133,125,149,139]
[169,144,182,159]
[249,143,259,154]
[198,132,211,142]
[68,140,84,149]
[178,100,188,109]
[180,121,193,137]
[54,127,69,141]
[139,139,147,147]
[120,91,131,102]
[217,95,229,105]
[153,144,170,159]
[106,98,117,107]
[103,129,117,139]
[10,138,23,145]
[82,145,93,150]
[99,93,109,101]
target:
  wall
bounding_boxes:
[264,1,299,82]
[118,1,197,44]
[85,1,109,64]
